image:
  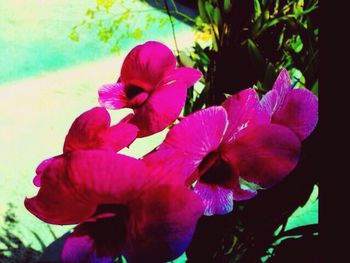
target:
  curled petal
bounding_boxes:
[261,68,318,140]
[271,87,318,140]
[98,82,128,110]
[222,88,269,143]
[63,107,136,152]
[222,124,301,189]
[33,157,56,187]
[158,67,202,87]
[64,107,111,152]
[25,155,97,225]
[102,121,138,152]
[123,184,204,263]
[25,151,147,225]
[120,41,176,90]
[193,182,233,216]
[129,81,188,137]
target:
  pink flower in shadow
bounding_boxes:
[25,107,203,262]
[144,88,301,216]
[98,41,202,137]
[260,68,318,140]
[25,151,204,262]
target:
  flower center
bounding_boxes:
[125,85,145,99]
[125,84,149,108]
[86,204,128,254]
[199,154,232,185]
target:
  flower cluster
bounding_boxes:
[25,41,318,262]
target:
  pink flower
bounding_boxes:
[144,88,301,215]
[63,106,138,153]
[98,41,202,137]
[260,68,318,140]
[33,107,138,187]
[26,106,203,262]
[25,150,204,262]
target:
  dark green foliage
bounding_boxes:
[182,0,318,111]
[0,203,41,263]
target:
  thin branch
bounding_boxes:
[163,0,180,63]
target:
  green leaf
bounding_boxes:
[251,16,262,36]
[253,0,262,21]
[263,63,277,90]
[223,0,232,13]
[30,230,47,251]
[204,1,214,22]
[262,15,291,30]
[97,26,113,43]
[68,30,79,42]
[85,8,95,19]
[291,35,303,53]
[213,6,222,28]
[284,185,318,231]
[278,224,318,238]
[130,28,142,40]
[96,0,115,11]
[198,0,209,23]
[247,38,265,73]
[110,43,121,54]
[277,27,286,49]
[311,80,318,96]
[179,51,195,67]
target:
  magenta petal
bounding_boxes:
[25,155,97,225]
[63,107,136,152]
[62,217,125,263]
[98,82,128,110]
[122,184,204,263]
[161,106,227,156]
[142,146,199,185]
[63,107,111,152]
[67,150,148,204]
[129,81,188,137]
[142,106,228,183]
[222,124,301,189]
[272,68,291,99]
[260,68,318,140]
[33,157,56,187]
[25,151,147,225]
[193,182,233,215]
[158,67,202,87]
[103,121,138,152]
[272,87,318,140]
[260,89,278,117]
[121,41,176,89]
[222,88,269,143]
[260,68,291,117]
